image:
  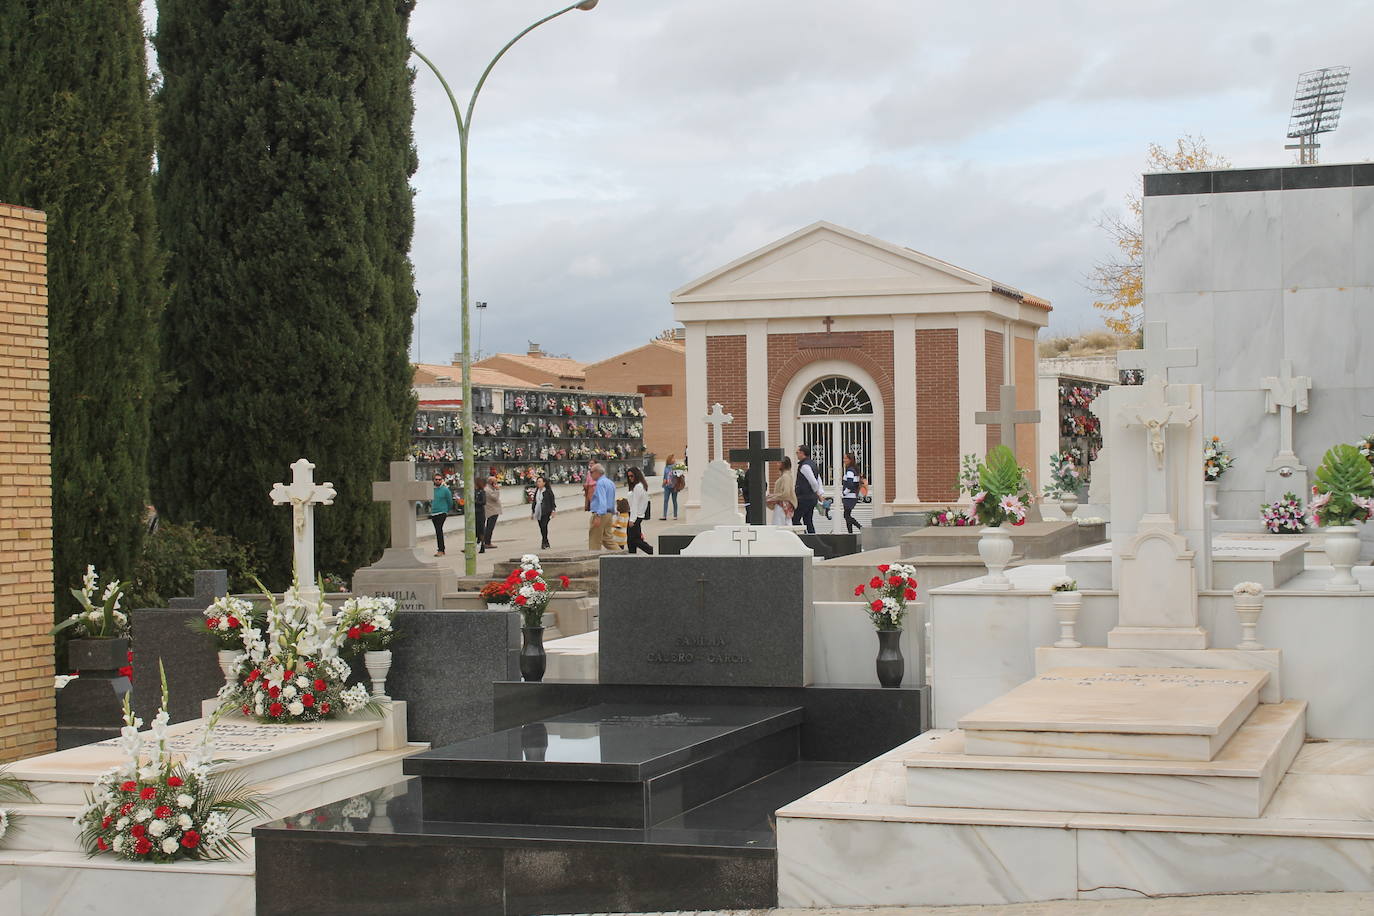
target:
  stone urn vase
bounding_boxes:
[874,629,904,688]
[216,649,240,693]
[1204,481,1220,521]
[1233,593,1265,650]
[67,637,130,675]
[1058,492,1079,519]
[364,649,393,698]
[1324,526,1362,591]
[1051,590,1083,648]
[978,525,1014,589]
[520,626,547,682]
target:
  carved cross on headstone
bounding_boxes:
[269,458,336,588]
[704,403,734,463]
[373,460,433,552]
[975,384,1040,450]
[1261,359,1311,461]
[1118,376,1198,519]
[730,527,760,555]
[729,430,785,526]
[1117,321,1197,384]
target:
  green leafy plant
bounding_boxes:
[972,446,1031,527]
[123,523,258,610]
[1311,444,1374,527]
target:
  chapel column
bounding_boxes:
[891,314,919,508]
[956,313,986,462]
[685,322,708,508]
[745,318,768,434]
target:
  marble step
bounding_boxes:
[905,701,1307,818]
[959,667,1269,761]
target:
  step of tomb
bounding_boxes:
[405,703,803,828]
[1034,646,1284,703]
[906,700,1306,818]
[958,667,1269,761]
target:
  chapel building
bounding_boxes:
[671,221,1050,513]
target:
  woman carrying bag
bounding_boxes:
[625,466,655,554]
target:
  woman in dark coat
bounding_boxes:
[530,474,557,551]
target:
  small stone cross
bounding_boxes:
[269,458,336,588]
[729,430,785,525]
[1261,359,1311,460]
[704,403,734,463]
[1118,376,1197,518]
[730,527,760,555]
[1117,321,1197,384]
[975,384,1040,449]
[373,460,433,551]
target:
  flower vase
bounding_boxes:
[1204,481,1219,521]
[875,629,904,688]
[1233,595,1265,650]
[216,649,239,692]
[1058,492,1079,519]
[364,649,393,698]
[1324,526,1362,591]
[520,626,547,682]
[1051,591,1083,648]
[978,525,1014,589]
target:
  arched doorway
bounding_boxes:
[798,376,875,529]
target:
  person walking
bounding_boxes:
[587,464,618,550]
[480,475,501,553]
[841,452,866,534]
[582,459,597,511]
[625,466,655,554]
[769,456,796,526]
[792,444,824,534]
[429,472,454,556]
[531,474,557,550]
[661,454,680,520]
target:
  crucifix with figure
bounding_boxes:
[270,458,336,607]
[1118,376,1198,523]
[373,459,434,559]
[729,430,785,526]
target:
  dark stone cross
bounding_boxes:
[168,569,229,610]
[821,316,835,332]
[729,430,785,526]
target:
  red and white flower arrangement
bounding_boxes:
[223,583,375,724]
[336,596,398,657]
[505,554,570,627]
[77,666,266,862]
[853,563,919,630]
[193,596,259,650]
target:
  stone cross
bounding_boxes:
[704,403,734,463]
[1118,376,1197,518]
[730,527,760,555]
[373,460,432,551]
[975,384,1040,450]
[729,430,785,526]
[269,458,336,588]
[1117,321,1197,384]
[1261,359,1311,460]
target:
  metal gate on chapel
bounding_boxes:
[799,376,875,532]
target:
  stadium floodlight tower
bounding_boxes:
[1285,66,1351,165]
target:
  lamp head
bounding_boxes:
[576,0,598,9]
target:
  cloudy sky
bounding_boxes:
[148,1,1374,365]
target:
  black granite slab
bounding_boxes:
[56,675,131,749]
[598,555,811,688]
[656,531,858,559]
[492,682,926,764]
[131,607,223,725]
[1145,161,1374,196]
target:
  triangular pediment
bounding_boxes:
[672,221,990,302]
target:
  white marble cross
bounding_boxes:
[1118,321,1197,384]
[373,460,432,551]
[1118,376,1197,518]
[730,527,759,555]
[974,384,1040,449]
[704,403,734,463]
[1261,359,1311,460]
[269,458,336,588]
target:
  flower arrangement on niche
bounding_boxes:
[853,563,919,630]
[53,566,129,640]
[1203,436,1234,481]
[1043,452,1081,499]
[1260,492,1307,534]
[505,555,570,628]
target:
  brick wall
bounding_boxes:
[584,342,686,465]
[0,203,56,762]
[915,328,959,501]
[705,335,748,461]
[766,331,896,499]
[984,330,1005,454]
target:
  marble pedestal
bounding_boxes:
[351,548,458,611]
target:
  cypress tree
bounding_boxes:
[0,0,163,612]
[152,0,419,585]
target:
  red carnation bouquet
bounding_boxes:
[335,596,398,657]
[189,596,262,651]
[852,563,919,630]
[506,554,570,627]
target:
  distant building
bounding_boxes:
[474,343,587,389]
[584,334,687,466]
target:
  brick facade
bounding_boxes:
[765,331,896,499]
[915,328,959,501]
[584,340,686,465]
[705,335,748,461]
[984,329,1005,454]
[0,204,56,762]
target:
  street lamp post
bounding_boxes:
[414,1,598,575]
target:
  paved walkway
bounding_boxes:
[581,894,1374,915]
